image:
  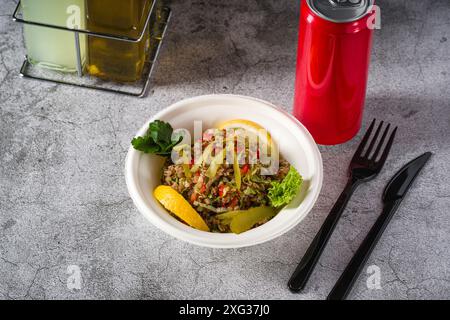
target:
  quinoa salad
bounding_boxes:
[132,119,303,234]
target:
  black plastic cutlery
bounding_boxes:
[288,119,398,292]
[327,152,432,300]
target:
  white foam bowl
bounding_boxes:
[125,95,323,248]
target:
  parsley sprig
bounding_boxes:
[131,120,182,156]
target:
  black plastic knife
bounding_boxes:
[327,152,432,300]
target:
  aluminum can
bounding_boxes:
[293,0,375,145]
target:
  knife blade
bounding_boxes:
[382,152,432,203]
[327,152,432,300]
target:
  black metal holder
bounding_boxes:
[12,0,171,97]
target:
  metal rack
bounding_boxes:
[12,0,171,97]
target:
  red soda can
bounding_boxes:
[293,0,375,145]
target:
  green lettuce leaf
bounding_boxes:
[268,166,303,207]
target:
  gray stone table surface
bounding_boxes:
[0,0,449,300]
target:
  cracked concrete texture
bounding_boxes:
[0,0,449,300]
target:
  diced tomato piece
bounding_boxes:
[190,192,198,202]
[200,184,206,194]
[218,184,225,197]
[241,164,249,174]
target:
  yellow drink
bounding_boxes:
[86,0,152,82]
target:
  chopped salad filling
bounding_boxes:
[132,119,303,234]
[161,129,292,232]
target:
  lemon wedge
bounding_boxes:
[154,186,210,232]
[217,119,264,130]
[217,119,272,146]
[217,119,277,163]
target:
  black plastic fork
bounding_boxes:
[288,119,397,292]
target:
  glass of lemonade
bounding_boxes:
[22,0,87,73]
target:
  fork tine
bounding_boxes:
[371,123,390,161]
[363,121,384,158]
[376,127,397,167]
[352,119,376,160]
